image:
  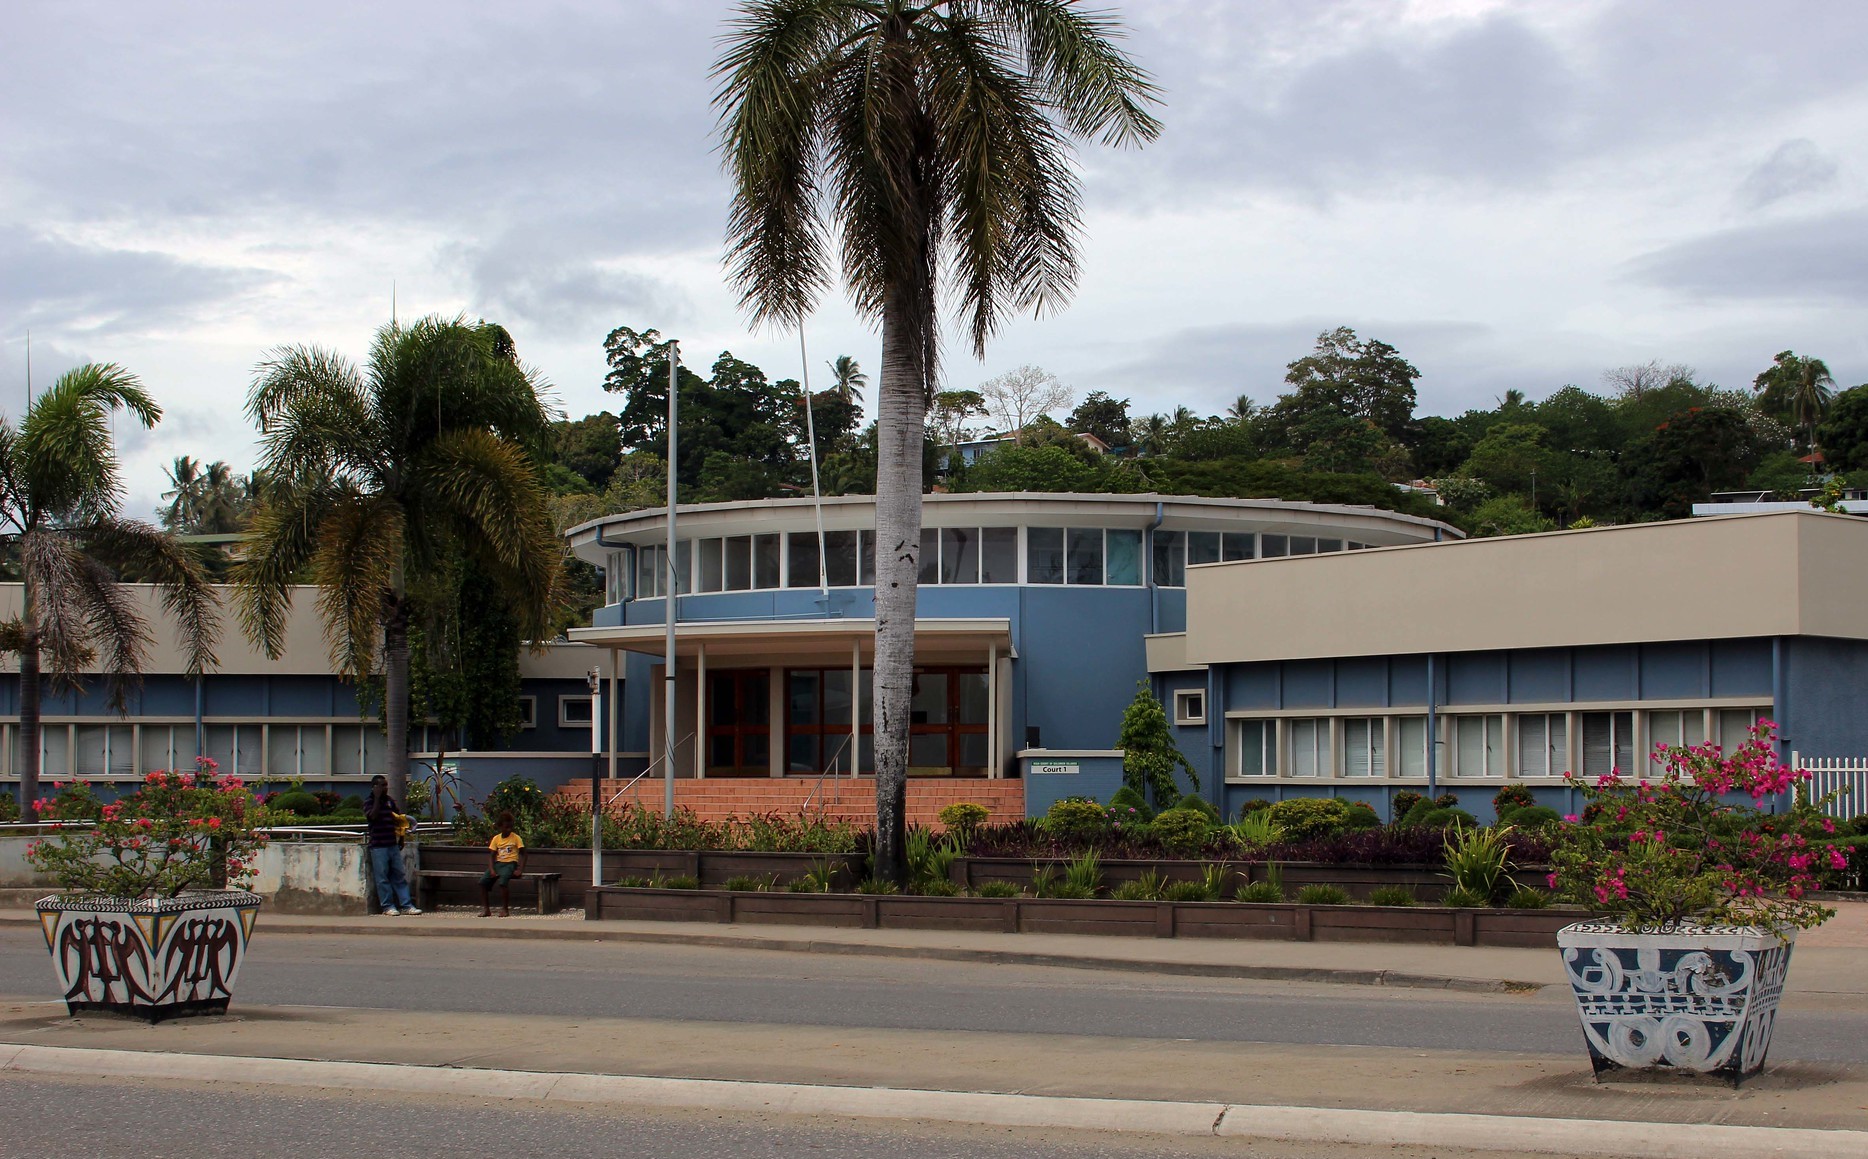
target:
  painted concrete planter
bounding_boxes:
[36,891,261,1022]
[1556,920,1795,1084]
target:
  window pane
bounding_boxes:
[1067,528,1104,585]
[1345,719,1370,776]
[823,669,853,726]
[1319,538,1343,553]
[958,733,989,770]
[332,726,364,776]
[140,725,175,774]
[743,733,768,768]
[1239,720,1267,776]
[363,728,387,775]
[1290,719,1317,777]
[1151,530,1184,587]
[788,732,819,773]
[1028,527,1064,584]
[1456,717,1483,777]
[1106,530,1142,585]
[824,530,858,586]
[753,534,781,589]
[1261,534,1288,557]
[909,733,949,769]
[1550,715,1568,777]
[957,672,989,724]
[787,533,820,588]
[672,539,691,594]
[637,545,657,598]
[723,536,752,591]
[1289,536,1317,555]
[300,726,329,775]
[1518,714,1547,776]
[919,528,940,584]
[941,528,979,584]
[912,672,949,724]
[698,538,723,592]
[268,726,300,778]
[1398,716,1426,777]
[788,672,819,725]
[1222,533,1255,562]
[981,527,1018,583]
[1718,708,1759,752]
[74,726,107,776]
[860,530,877,585]
[1187,531,1220,566]
[1613,711,1633,776]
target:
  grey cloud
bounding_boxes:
[0,228,268,336]
[1627,210,1868,302]
[456,233,691,339]
[1737,139,1839,209]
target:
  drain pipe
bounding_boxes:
[1425,653,1438,802]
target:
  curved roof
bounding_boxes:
[565,491,1458,563]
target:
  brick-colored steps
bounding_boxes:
[554,776,1026,826]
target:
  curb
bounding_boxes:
[0,910,1548,993]
[4,1043,1863,1159]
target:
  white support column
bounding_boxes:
[695,643,707,779]
[986,643,998,778]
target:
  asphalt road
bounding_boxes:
[5,927,1866,1062]
[0,1073,1567,1159]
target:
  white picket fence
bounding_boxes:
[1793,753,1868,819]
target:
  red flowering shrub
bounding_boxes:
[1548,720,1846,931]
[26,758,268,899]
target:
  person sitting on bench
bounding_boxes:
[479,812,527,917]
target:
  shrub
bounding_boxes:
[1117,681,1198,808]
[721,875,775,892]
[1294,884,1352,906]
[1163,879,1214,902]
[1151,807,1215,854]
[1390,790,1425,822]
[1267,797,1351,842]
[1112,878,1161,901]
[659,875,701,890]
[1228,809,1283,851]
[614,875,653,887]
[1848,814,1868,838]
[485,775,548,829]
[1238,798,1273,815]
[1108,785,1153,821]
[1416,807,1478,831]
[1492,784,1536,818]
[907,827,962,888]
[1043,798,1109,843]
[1201,862,1232,898]
[1507,886,1552,909]
[272,790,322,816]
[912,877,960,896]
[1442,885,1491,908]
[977,880,1021,898]
[1509,805,1561,830]
[1367,885,1418,907]
[1062,850,1103,896]
[1235,880,1284,903]
[1434,794,1459,809]
[0,792,16,823]
[1398,797,1437,828]
[1444,824,1514,904]
[1048,883,1095,899]
[937,802,990,839]
[1172,794,1221,823]
[1342,801,1381,831]
[854,877,899,895]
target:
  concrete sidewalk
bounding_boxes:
[4,900,1865,1001]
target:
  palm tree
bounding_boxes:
[235,316,563,800]
[0,365,219,809]
[1226,394,1255,424]
[162,457,250,534]
[827,355,867,402]
[1753,351,1835,453]
[717,0,1160,881]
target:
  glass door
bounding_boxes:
[707,670,770,777]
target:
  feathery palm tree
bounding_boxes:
[161,457,250,535]
[1226,394,1255,424]
[717,0,1160,881]
[235,316,563,800]
[0,365,219,808]
[1753,351,1835,453]
[827,355,867,402]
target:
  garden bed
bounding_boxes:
[586,885,1580,947]
[948,856,1547,901]
[415,845,865,908]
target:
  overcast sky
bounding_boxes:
[5,0,1867,517]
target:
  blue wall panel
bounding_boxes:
[1230,664,1279,710]
[1639,643,1704,700]
[1508,649,1569,703]
[1017,587,1151,752]
[1574,645,1637,702]
[1785,636,1868,757]
[1711,639,1773,698]
[1282,660,1332,709]
[1389,656,1429,707]
[1447,652,1507,705]
[1335,658,1388,708]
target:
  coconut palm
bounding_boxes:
[236,316,563,800]
[827,355,867,402]
[716,0,1160,881]
[161,457,250,535]
[0,364,219,809]
[1753,351,1836,453]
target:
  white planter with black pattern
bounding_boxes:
[36,891,261,1022]
[1556,920,1794,1085]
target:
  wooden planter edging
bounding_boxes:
[949,857,1547,902]
[587,886,1579,948]
[416,846,866,908]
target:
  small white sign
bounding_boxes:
[1028,761,1079,776]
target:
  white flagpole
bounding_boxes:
[664,341,679,819]
[800,331,829,598]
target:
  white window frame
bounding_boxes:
[559,695,595,728]
[1341,716,1385,777]
[517,696,538,730]
[1516,712,1569,778]
[1232,719,1278,779]
[1286,717,1330,779]
[1173,688,1206,726]
[1449,714,1505,778]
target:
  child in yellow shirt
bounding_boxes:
[479,811,527,917]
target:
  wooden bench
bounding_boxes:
[413,869,563,915]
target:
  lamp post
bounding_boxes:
[588,666,604,888]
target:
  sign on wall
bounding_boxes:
[1028,761,1079,776]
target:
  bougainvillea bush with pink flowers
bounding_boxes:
[25,758,268,899]
[1548,721,1848,932]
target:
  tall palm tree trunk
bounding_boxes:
[17,637,41,811]
[871,295,925,885]
[382,599,412,802]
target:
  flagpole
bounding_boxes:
[664,341,679,819]
[799,331,829,599]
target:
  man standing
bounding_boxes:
[365,774,421,915]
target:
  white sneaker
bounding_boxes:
[380,907,402,916]
[401,906,423,915]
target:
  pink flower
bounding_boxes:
[1562,814,1578,824]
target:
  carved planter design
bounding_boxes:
[36,891,262,1022]
[1556,920,1794,1084]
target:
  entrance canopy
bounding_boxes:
[567,617,1015,665]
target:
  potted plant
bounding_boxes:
[27,758,268,1022]
[1548,721,1848,1084]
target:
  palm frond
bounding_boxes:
[64,549,155,711]
[233,483,340,658]
[83,518,221,677]
[19,530,98,680]
[309,495,405,680]
[249,345,380,483]
[371,315,556,460]
[984,0,1164,146]
[18,363,161,523]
